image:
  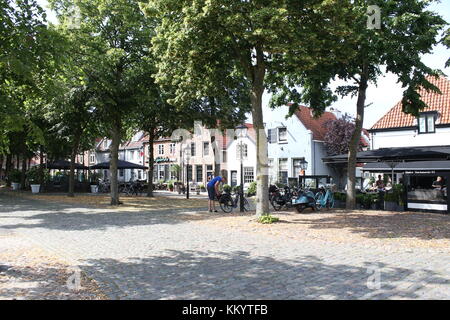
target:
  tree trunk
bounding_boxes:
[0,154,3,181]
[110,121,121,205]
[346,63,369,209]
[5,154,12,186]
[20,155,27,190]
[68,135,80,197]
[39,147,44,184]
[147,130,155,197]
[251,48,269,216]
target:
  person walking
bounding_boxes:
[207,175,226,212]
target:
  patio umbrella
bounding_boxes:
[90,160,148,170]
[45,160,89,170]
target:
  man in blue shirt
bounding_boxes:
[207,175,226,212]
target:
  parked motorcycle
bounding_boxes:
[292,188,317,213]
[270,185,298,211]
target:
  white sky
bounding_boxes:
[38,0,450,129]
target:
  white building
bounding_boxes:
[370,76,450,149]
[225,124,257,188]
[264,105,338,186]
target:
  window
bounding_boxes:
[89,154,95,164]
[278,158,288,184]
[196,165,203,182]
[138,170,142,180]
[169,143,176,154]
[158,144,164,155]
[158,165,165,181]
[267,128,277,143]
[222,150,227,163]
[206,165,214,180]
[203,142,209,156]
[244,167,254,183]
[278,127,287,143]
[418,113,436,133]
[119,169,124,177]
[103,140,108,149]
[236,143,248,160]
[293,158,305,176]
[190,143,196,156]
[170,164,178,180]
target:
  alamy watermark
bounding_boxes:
[366,264,381,290]
[66,267,83,291]
[367,5,381,30]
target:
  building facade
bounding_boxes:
[264,105,338,186]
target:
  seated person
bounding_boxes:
[375,175,385,191]
[432,176,445,190]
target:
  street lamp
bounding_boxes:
[172,135,189,199]
[300,159,308,173]
[299,159,308,188]
[184,147,190,199]
[236,124,248,212]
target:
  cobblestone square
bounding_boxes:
[0,192,448,300]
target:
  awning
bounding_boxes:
[363,160,450,172]
[90,160,148,170]
[323,145,450,163]
[45,160,89,170]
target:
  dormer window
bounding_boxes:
[418,112,436,134]
[278,127,287,143]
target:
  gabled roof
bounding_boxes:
[371,76,450,130]
[294,105,337,141]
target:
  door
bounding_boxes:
[231,171,237,187]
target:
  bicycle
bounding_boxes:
[315,186,335,209]
[218,190,251,213]
[270,185,299,211]
[98,179,110,193]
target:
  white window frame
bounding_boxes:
[243,167,254,183]
[158,144,164,155]
[418,113,436,134]
[203,142,209,156]
[278,127,287,143]
[169,143,176,154]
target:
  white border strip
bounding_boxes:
[408,203,448,211]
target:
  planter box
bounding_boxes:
[90,185,98,193]
[30,184,40,194]
[384,201,397,211]
[334,200,346,209]
[11,182,20,191]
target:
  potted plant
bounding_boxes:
[333,192,346,208]
[89,172,101,193]
[384,192,398,211]
[393,184,405,211]
[168,182,174,192]
[222,184,232,193]
[356,193,365,209]
[246,181,257,197]
[27,167,41,193]
[8,169,22,191]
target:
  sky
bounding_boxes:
[38,0,450,129]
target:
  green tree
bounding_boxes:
[50,0,159,205]
[326,0,446,209]
[142,0,353,216]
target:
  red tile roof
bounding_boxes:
[294,105,337,141]
[371,76,450,130]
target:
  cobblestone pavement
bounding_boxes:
[0,229,107,299]
[0,194,448,300]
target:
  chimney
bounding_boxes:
[329,107,342,119]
